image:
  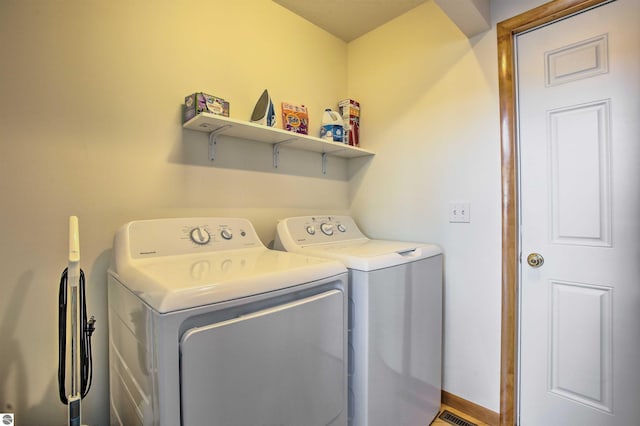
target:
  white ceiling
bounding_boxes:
[273,0,428,42]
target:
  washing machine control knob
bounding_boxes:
[220,229,233,240]
[337,224,346,233]
[190,227,211,245]
[320,223,334,236]
[306,225,316,235]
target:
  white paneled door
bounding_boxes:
[517,0,640,424]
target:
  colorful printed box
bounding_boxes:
[281,102,309,135]
[338,99,360,147]
[183,92,230,123]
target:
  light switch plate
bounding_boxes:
[449,202,470,223]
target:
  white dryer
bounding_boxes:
[107,217,348,426]
[274,215,442,426]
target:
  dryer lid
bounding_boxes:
[110,247,346,313]
[109,217,346,313]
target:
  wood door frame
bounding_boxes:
[497,0,611,424]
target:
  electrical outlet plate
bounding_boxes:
[449,202,470,223]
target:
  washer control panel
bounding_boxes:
[126,217,261,259]
[281,216,366,246]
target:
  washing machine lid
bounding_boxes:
[110,247,345,313]
[275,215,442,271]
[292,240,441,271]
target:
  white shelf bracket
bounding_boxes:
[320,148,349,174]
[272,139,296,168]
[208,125,232,161]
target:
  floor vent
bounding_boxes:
[438,410,478,426]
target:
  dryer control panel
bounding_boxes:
[277,216,367,247]
[117,217,263,259]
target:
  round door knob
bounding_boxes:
[527,253,544,268]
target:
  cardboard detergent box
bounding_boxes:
[281,102,309,135]
[183,92,230,123]
[338,99,360,147]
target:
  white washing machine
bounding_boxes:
[107,217,348,426]
[274,215,443,426]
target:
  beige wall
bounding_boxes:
[347,1,503,411]
[347,0,548,412]
[0,1,349,424]
[0,0,554,423]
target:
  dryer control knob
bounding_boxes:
[320,223,334,236]
[337,224,346,233]
[190,227,211,245]
[221,229,233,240]
[306,226,316,235]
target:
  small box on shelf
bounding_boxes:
[183,92,230,123]
[338,99,360,147]
[281,102,309,135]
